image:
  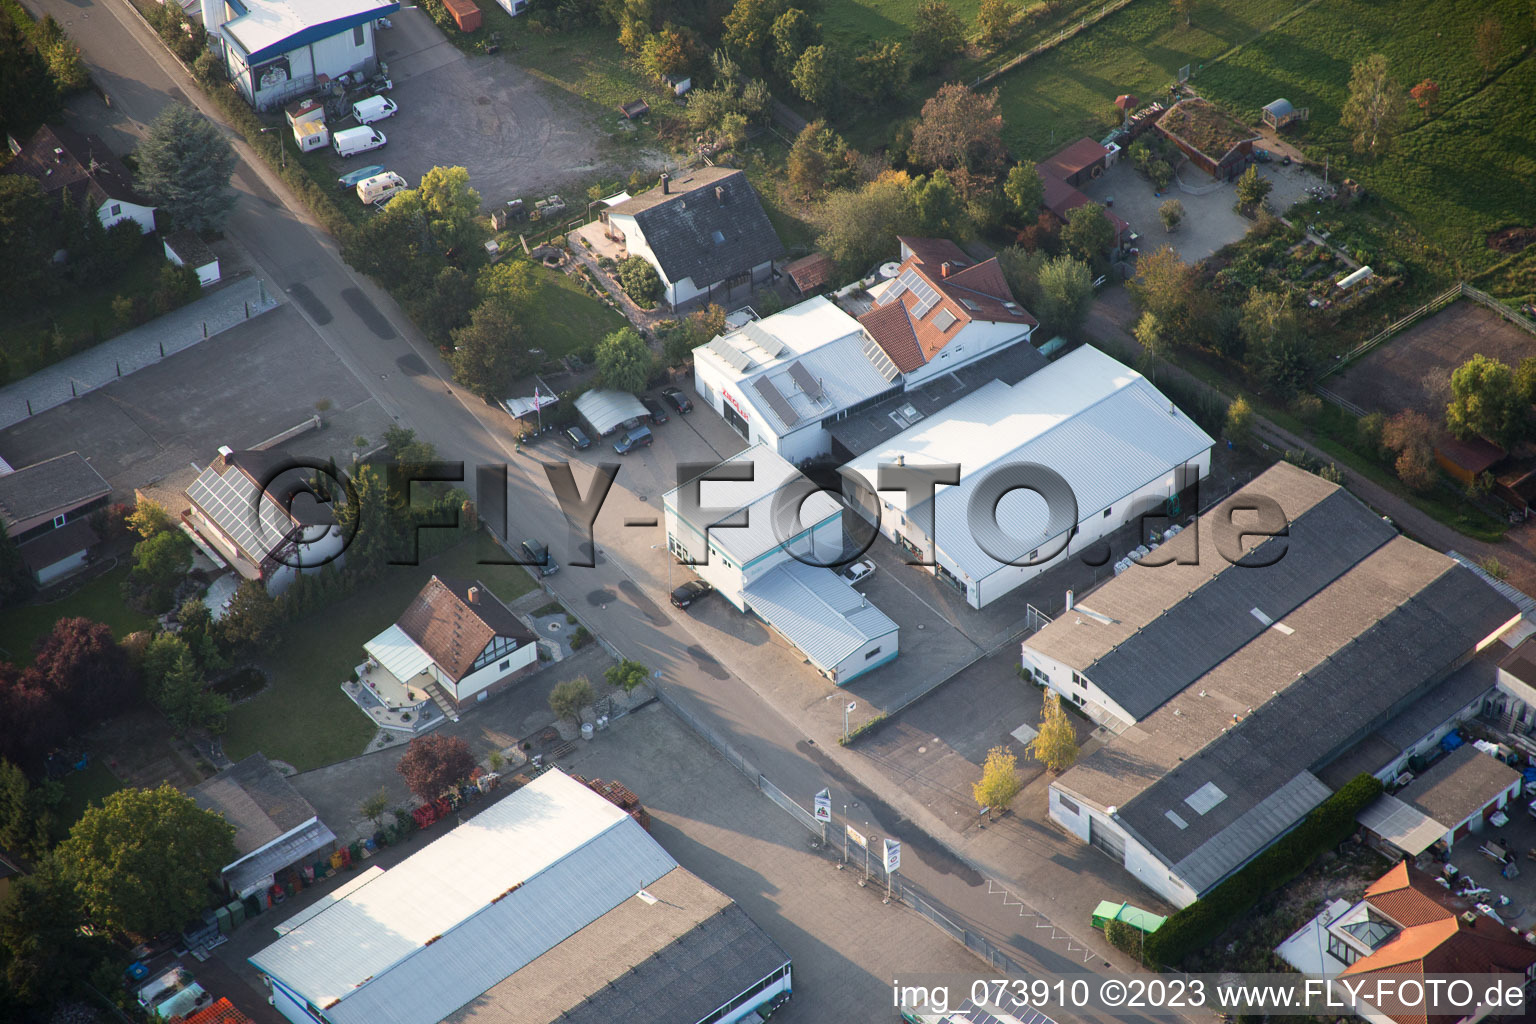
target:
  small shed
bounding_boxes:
[443,0,481,32]
[574,388,648,437]
[1262,97,1308,129]
[1039,137,1111,188]
[1091,900,1166,934]
[1435,435,1504,487]
[784,253,835,296]
[163,230,221,287]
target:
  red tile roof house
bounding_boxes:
[856,237,1038,387]
[7,124,158,235]
[356,575,540,724]
[1034,137,1131,251]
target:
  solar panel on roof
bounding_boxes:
[897,268,941,317]
[750,376,800,426]
[860,333,901,381]
[739,319,785,357]
[706,336,755,373]
[188,465,294,561]
[787,361,825,402]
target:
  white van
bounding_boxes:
[356,172,407,204]
[332,126,387,158]
[351,95,398,124]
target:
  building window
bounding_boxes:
[1071,671,1086,688]
[1103,507,1112,518]
[499,659,510,670]
[865,647,882,660]
[53,514,68,528]
[1057,794,1080,815]
[353,24,365,45]
[1028,548,1038,561]
[110,203,121,215]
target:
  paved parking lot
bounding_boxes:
[0,303,392,500]
[342,11,666,208]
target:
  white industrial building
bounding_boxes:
[664,445,899,683]
[839,345,1214,610]
[204,0,399,110]
[692,296,902,463]
[250,769,792,1024]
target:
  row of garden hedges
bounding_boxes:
[1144,773,1383,967]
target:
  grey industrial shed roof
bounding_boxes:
[447,867,789,1024]
[1397,745,1520,829]
[189,754,323,858]
[0,451,110,530]
[607,167,784,290]
[1108,558,1517,895]
[663,444,842,565]
[746,560,898,672]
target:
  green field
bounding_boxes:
[221,535,535,771]
[0,562,154,666]
[820,0,986,45]
[1196,0,1536,290]
[988,0,1298,158]
[528,266,630,357]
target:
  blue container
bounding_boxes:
[1441,731,1464,752]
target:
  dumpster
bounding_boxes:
[443,0,481,31]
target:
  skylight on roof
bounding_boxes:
[932,309,957,332]
[959,297,980,312]
[1165,809,1189,830]
[712,230,725,245]
[1184,782,1228,815]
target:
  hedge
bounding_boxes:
[1143,773,1383,967]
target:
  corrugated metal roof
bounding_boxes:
[1357,795,1446,856]
[363,624,435,684]
[224,818,337,897]
[250,770,674,1018]
[664,445,842,565]
[573,389,648,435]
[745,561,898,672]
[1167,771,1332,894]
[843,348,1212,584]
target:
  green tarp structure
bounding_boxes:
[1091,899,1167,934]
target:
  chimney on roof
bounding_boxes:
[660,172,670,195]
[895,453,905,467]
[715,185,726,205]
[468,586,481,604]
[940,261,953,278]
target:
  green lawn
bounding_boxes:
[526,266,629,358]
[1196,0,1536,292]
[221,534,536,771]
[48,759,124,843]
[0,562,154,666]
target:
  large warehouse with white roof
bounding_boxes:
[250,769,791,1024]
[839,345,1214,610]
[203,0,398,110]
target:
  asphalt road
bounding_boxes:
[36,6,1187,1021]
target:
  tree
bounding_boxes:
[1036,255,1094,335]
[639,24,702,81]
[141,633,192,705]
[909,83,1005,175]
[134,103,237,232]
[1127,244,1194,325]
[58,784,236,935]
[1060,203,1115,264]
[0,758,51,861]
[1224,396,1254,444]
[595,327,653,394]
[1474,16,1504,73]
[617,255,663,306]
[478,259,538,315]
[604,659,650,694]
[1234,165,1272,213]
[396,734,476,802]
[1409,78,1439,117]
[908,169,969,239]
[997,245,1047,313]
[1382,410,1437,491]
[771,7,819,77]
[1158,198,1185,232]
[787,120,851,197]
[911,0,966,70]
[1340,53,1405,157]
[971,745,1022,820]
[791,44,836,106]
[1003,162,1043,221]
[1170,0,1194,27]
[0,859,112,1007]
[450,300,530,400]
[0,664,68,770]
[1134,310,1167,356]
[1028,690,1078,772]
[1446,354,1527,449]
[721,0,790,75]
[127,497,174,539]
[32,618,139,721]
[359,788,390,832]
[217,578,279,654]
[154,646,227,734]
[1240,287,1315,396]
[132,530,192,611]
[1514,356,1536,405]
[851,39,909,105]
[549,676,594,726]
[818,173,914,276]
[975,0,1016,48]
[0,175,58,312]
[340,196,434,287]
[0,520,34,610]
[417,166,483,256]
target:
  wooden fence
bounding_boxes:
[973,0,1140,89]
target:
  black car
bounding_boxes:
[520,539,559,576]
[564,425,592,449]
[640,396,669,424]
[670,579,714,609]
[660,386,693,414]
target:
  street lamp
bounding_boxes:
[843,700,856,744]
[258,126,287,170]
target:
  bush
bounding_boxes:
[1105,918,1144,960]
[616,256,663,306]
[1144,774,1382,967]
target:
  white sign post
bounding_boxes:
[847,826,870,885]
[883,839,901,903]
[843,700,856,743]
[813,788,831,844]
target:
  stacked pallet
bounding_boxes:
[575,775,653,831]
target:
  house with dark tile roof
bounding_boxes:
[1035,137,1131,249]
[184,447,345,595]
[600,167,784,309]
[855,236,1037,386]
[0,451,110,585]
[358,575,539,720]
[7,124,157,234]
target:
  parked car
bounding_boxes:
[838,559,877,585]
[351,95,398,124]
[332,125,387,158]
[659,386,693,413]
[670,579,714,609]
[564,425,592,449]
[337,164,386,190]
[520,539,559,575]
[356,171,407,205]
[640,396,669,424]
[613,425,654,454]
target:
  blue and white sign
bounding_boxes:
[814,788,832,823]
[884,838,901,873]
